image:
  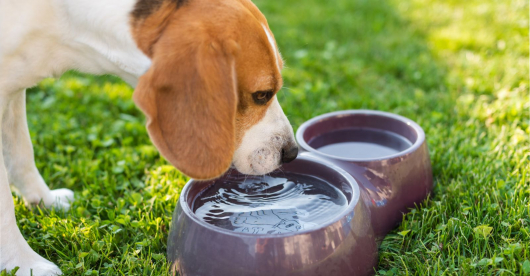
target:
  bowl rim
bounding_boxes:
[296,110,425,162]
[179,152,361,238]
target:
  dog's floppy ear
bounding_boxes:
[133,29,238,179]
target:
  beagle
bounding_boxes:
[0,0,298,274]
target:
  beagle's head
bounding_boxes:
[130,0,298,179]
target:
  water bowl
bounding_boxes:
[296,110,433,236]
[167,110,433,275]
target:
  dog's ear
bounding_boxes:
[133,28,238,179]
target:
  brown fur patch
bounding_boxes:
[133,26,237,179]
[130,2,176,56]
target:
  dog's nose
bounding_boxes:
[281,145,299,164]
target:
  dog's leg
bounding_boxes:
[0,93,62,275]
[3,91,73,210]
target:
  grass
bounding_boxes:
[3,0,529,275]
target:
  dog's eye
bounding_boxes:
[252,91,273,105]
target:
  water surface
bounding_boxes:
[193,173,348,234]
[313,128,412,159]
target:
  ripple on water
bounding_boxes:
[193,172,348,235]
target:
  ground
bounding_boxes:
[3,0,529,275]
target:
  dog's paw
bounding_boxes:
[19,260,62,276]
[46,188,74,211]
[3,255,62,276]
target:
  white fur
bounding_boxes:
[233,97,295,175]
[0,0,294,274]
[262,24,281,71]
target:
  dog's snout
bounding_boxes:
[281,145,299,164]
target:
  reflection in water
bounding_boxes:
[193,173,348,234]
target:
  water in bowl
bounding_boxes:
[311,128,412,159]
[193,172,348,235]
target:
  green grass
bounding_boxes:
[5,0,529,275]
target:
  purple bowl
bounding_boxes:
[296,110,433,236]
[167,110,433,275]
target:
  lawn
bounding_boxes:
[5,0,529,275]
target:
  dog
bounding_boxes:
[0,0,299,274]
